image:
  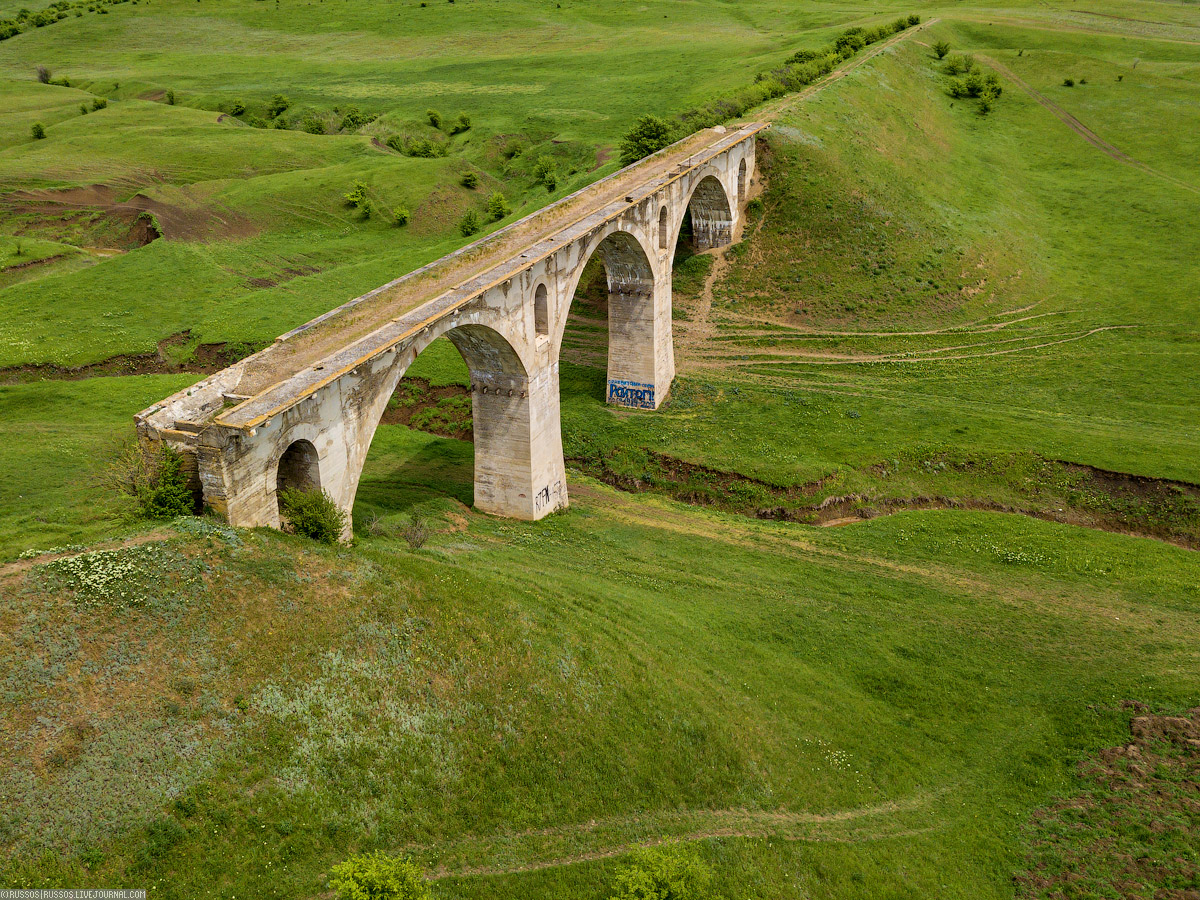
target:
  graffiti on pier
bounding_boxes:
[607,380,655,410]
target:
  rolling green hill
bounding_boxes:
[1,0,1199,897]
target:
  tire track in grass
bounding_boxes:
[977,55,1200,196]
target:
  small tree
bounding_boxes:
[460,171,478,189]
[426,107,441,129]
[102,440,196,520]
[229,99,246,116]
[459,209,481,236]
[36,65,50,83]
[268,93,290,117]
[329,853,429,900]
[933,40,951,59]
[165,89,176,105]
[485,191,510,221]
[80,103,88,115]
[618,115,673,166]
[449,111,471,134]
[393,206,410,226]
[344,180,369,207]
[279,489,346,544]
[30,122,45,139]
[533,154,556,189]
[907,13,921,26]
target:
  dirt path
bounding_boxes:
[414,797,931,881]
[978,56,1199,196]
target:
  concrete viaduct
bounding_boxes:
[137,123,765,536]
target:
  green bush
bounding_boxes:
[449,111,471,134]
[943,54,974,76]
[485,190,511,221]
[344,180,368,207]
[1063,77,1075,87]
[302,115,326,134]
[460,170,478,189]
[608,844,712,900]
[165,89,175,105]
[618,114,674,166]
[933,40,950,59]
[104,441,196,519]
[425,107,441,129]
[339,105,377,131]
[268,93,290,117]
[91,96,107,110]
[329,852,430,900]
[907,13,920,25]
[459,209,481,236]
[278,488,346,544]
[386,134,447,158]
[533,154,557,189]
[834,29,866,56]
[393,206,410,226]
[229,99,246,116]
[79,103,88,115]
[30,122,45,139]
[36,64,50,83]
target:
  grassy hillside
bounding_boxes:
[1,0,1199,896]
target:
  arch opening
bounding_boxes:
[534,283,549,337]
[276,438,321,516]
[658,206,669,250]
[686,174,733,251]
[354,321,542,530]
[561,229,659,409]
[737,159,747,204]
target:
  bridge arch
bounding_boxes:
[558,225,671,410]
[681,173,734,251]
[275,437,321,517]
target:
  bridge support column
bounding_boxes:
[471,361,567,520]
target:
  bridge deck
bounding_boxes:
[213,123,766,431]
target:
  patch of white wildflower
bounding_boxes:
[34,543,204,610]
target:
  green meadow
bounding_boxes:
[1,0,1199,897]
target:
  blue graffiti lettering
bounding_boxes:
[607,380,656,410]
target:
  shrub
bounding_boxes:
[943,54,974,76]
[392,206,410,226]
[533,154,556,188]
[426,107,441,129]
[79,103,88,115]
[933,40,951,59]
[402,514,428,549]
[278,488,346,544]
[359,199,372,220]
[0,19,20,40]
[1063,77,1075,87]
[1079,77,1088,85]
[608,844,712,900]
[329,853,430,900]
[36,65,50,83]
[339,105,377,131]
[386,135,447,158]
[30,122,45,139]
[460,170,478,189]
[344,180,368,207]
[907,13,921,26]
[485,191,510,221]
[165,89,175,105]
[103,440,196,519]
[268,93,290,117]
[834,28,866,56]
[302,115,326,134]
[449,111,471,134]
[618,114,674,166]
[459,209,481,236]
[229,99,246,116]
[91,96,107,110]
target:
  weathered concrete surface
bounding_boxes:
[137,124,764,537]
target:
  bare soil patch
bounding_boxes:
[1016,703,1200,899]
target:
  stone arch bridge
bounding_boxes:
[137,124,765,536]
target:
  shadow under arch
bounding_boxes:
[683,173,734,250]
[276,438,321,520]
[350,320,535,528]
[560,228,661,409]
